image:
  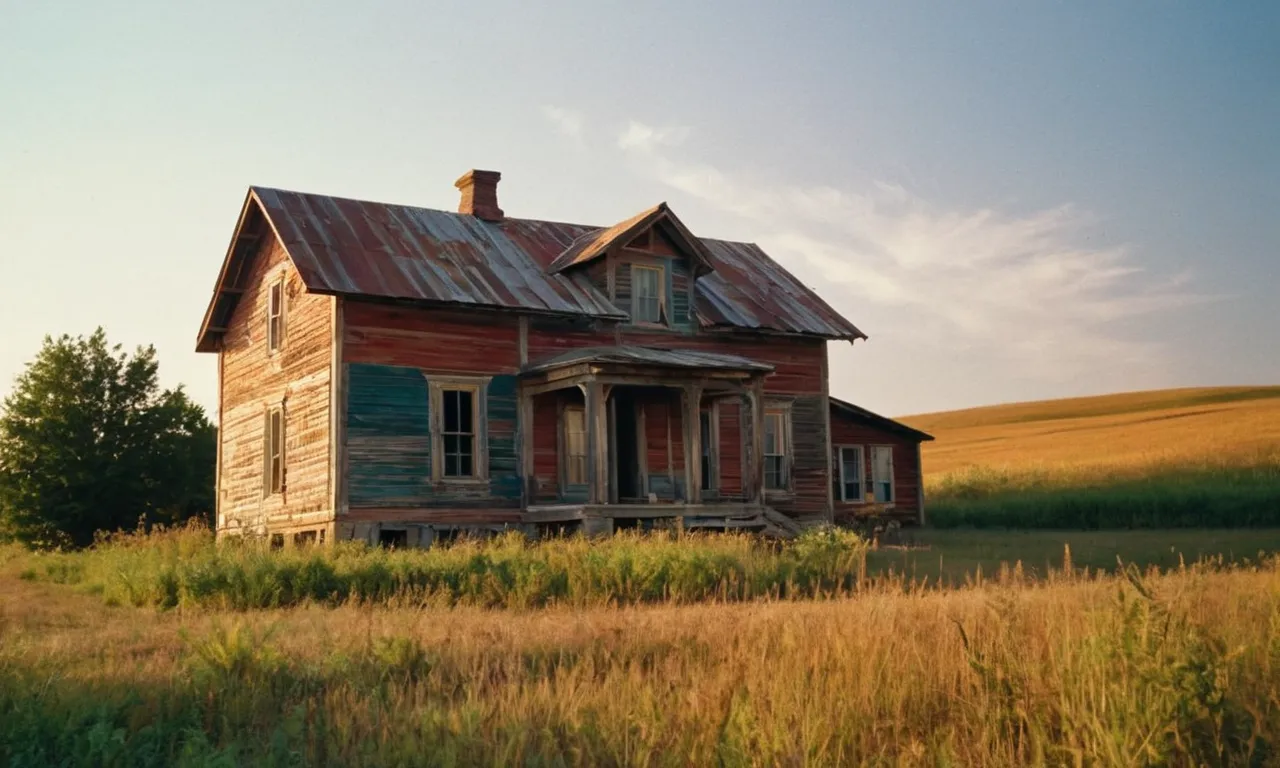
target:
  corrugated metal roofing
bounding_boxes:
[830,397,935,442]
[546,205,661,273]
[196,185,866,351]
[253,187,627,320]
[522,345,775,375]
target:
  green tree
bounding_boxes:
[0,328,215,548]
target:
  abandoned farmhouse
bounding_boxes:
[196,170,933,546]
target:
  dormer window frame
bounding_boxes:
[630,262,667,327]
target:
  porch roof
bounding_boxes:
[521,345,774,376]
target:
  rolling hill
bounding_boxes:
[899,386,1280,479]
[893,386,1280,528]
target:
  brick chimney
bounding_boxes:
[454,169,504,222]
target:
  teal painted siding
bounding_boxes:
[670,259,694,330]
[647,474,686,501]
[346,363,432,507]
[346,365,522,509]
[486,375,522,500]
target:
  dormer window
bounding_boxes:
[632,264,665,324]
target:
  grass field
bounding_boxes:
[5,530,1280,765]
[898,386,1280,528]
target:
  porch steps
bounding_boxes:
[759,506,805,538]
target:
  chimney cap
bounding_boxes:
[454,169,501,188]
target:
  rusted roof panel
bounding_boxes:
[696,239,866,341]
[523,345,775,375]
[830,397,935,442]
[546,204,661,273]
[198,186,865,351]
[252,187,627,320]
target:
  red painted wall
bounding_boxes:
[829,411,923,522]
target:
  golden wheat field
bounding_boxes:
[902,385,1280,479]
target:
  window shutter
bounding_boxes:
[262,410,271,495]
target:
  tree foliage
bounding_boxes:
[0,328,215,548]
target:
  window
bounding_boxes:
[293,530,317,547]
[267,278,284,352]
[441,389,475,478]
[871,446,894,503]
[429,378,489,483]
[379,528,408,549]
[632,264,665,324]
[763,409,790,490]
[563,405,587,485]
[699,410,715,491]
[264,406,284,495]
[838,446,865,502]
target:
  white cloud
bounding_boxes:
[615,121,1213,397]
[540,106,585,140]
[616,120,690,152]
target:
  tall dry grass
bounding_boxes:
[22,522,869,610]
[3,542,1280,765]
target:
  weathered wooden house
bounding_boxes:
[196,169,933,546]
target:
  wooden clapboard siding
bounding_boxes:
[829,412,924,523]
[532,391,562,503]
[717,400,743,497]
[344,302,521,373]
[642,393,686,500]
[218,235,333,536]
[340,302,521,513]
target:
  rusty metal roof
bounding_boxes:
[254,187,626,318]
[830,397,935,442]
[697,239,865,340]
[196,186,865,351]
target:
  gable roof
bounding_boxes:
[546,202,715,277]
[196,186,866,352]
[830,397,935,442]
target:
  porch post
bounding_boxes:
[682,383,703,503]
[584,381,608,505]
[746,379,766,506]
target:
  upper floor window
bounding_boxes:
[267,278,284,352]
[429,378,489,482]
[632,264,665,324]
[763,408,791,491]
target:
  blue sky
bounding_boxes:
[1,1,1276,417]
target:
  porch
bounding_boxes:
[517,346,793,535]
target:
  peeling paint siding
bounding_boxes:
[218,236,332,536]
[526,320,611,361]
[643,395,686,500]
[343,302,521,372]
[829,414,923,522]
[532,392,563,502]
[718,401,743,497]
[774,395,830,520]
[340,303,522,514]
